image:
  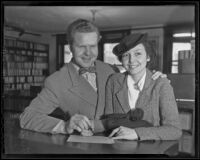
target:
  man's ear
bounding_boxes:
[98,35,102,42]
[69,45,73,53]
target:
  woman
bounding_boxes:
[105,33,182,141]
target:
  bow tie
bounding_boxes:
[133,83,140,91]
[79,66,96,75]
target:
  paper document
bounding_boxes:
[67,135,115,144]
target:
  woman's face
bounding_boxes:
[122,43,149,76]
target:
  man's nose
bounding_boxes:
[85,46,91,56]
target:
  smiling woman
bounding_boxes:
[103,33,182,141]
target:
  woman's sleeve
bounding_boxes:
[135,79,182,140]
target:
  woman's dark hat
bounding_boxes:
[113,33,147,56]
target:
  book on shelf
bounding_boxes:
[3,38,48,104]
[34,43,48,51]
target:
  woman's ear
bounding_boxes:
[147,56,150,62]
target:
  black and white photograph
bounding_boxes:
[1,1,199,159]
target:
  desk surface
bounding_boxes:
[3,114,179,156]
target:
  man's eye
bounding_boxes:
[91,45,97,48]
[135,52,141,56]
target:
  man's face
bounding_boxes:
[71,32,99,68]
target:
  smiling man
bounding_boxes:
[19,19,166,136]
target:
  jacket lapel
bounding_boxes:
[66,62,97,106]
[94,61,110,118]
[135,69,153,109]
[116,73,131,113]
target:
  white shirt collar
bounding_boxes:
[127,70,146,91]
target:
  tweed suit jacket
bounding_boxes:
[20,60,115,133]
[104,69,182,140]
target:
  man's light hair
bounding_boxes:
[67,19,100,46]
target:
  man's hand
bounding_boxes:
[81,120,94,136]
[81,129,94,136]
[65,114,93,134]
[152,70,167,80]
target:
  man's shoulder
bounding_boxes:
[46,64,69,82]
[96,60,118,73]
[96,60,111,68]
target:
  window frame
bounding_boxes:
[163,24,194,74]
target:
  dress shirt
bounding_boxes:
[127,70,146,110]
[52,62,97,134]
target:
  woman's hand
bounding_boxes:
[108,126,139,140]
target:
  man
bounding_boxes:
[20,19,166,136]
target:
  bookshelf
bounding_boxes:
[3,38,49,112]
[167,39,195,156]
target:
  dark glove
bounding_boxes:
[102,108,153,131]
[48,108,70,121]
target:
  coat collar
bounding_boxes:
[94,60,112,118]
[116,69,154,113]
[65,62,97,106]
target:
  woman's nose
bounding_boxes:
[129,54,135,63]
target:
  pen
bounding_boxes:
[88,125,94,132]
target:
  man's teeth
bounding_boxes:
[129,65,138,68]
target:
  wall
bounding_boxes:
[4,27,164,73]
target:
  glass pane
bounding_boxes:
[64,45,72,63]
[172,61,178,65]
[172,43,191,61]
[104,43,121,65]
[172,65,178,73]
[172,42,191,73]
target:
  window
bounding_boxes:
[171,31,194,73]
[100,30,130,73]
[104,43,120,65]
[64,45,72,63]
[172,42,191,73]
[103,43,126,73]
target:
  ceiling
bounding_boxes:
[4,5,195,34]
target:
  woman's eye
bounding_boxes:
[122,53,129,57]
